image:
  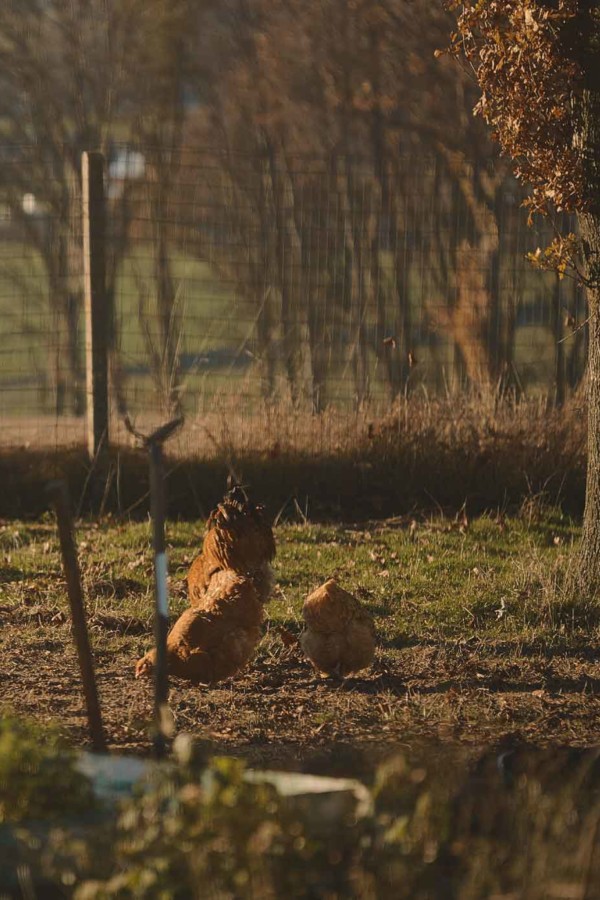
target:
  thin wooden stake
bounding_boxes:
[47,480,107,752]
[148,439,170,758]
[124,414,183,757]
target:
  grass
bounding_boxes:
[1,508,599,764]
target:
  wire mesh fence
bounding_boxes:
[0,145,587,456]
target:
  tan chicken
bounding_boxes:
[136,570,264,685]
[300,579,376,677]
[188,485,275,607]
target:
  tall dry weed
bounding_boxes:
[0,388,589,518]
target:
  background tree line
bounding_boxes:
[0,0,586,416]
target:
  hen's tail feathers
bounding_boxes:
[209,485,273,544]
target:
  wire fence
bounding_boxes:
[0,145,587,456]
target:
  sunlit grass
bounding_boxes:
[1,509,593,649]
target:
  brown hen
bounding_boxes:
[188,485,275,607]
[300,579,376,677]
[136,570,264,684]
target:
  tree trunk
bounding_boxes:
[566,279,587,391]
[576,75,600,595]
[151,175,182,417]
[578,287,600,595]
[266,142,308,408]
[297,177,329,413]
[389,184,413,395]
[552,272,566,408]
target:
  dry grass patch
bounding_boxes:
[0,391,588,520]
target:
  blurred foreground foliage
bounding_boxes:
[1,716,599,898]
[0,715,95,824]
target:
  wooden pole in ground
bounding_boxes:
[148,439,170,758]
[125,415,183,757]
[82,151,109,461]
[47,480,107,752]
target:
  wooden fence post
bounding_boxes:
[82,151,109,460]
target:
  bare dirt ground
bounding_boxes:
[1,515,599,773]
[2,617,600,776]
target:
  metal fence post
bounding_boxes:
[148,439,170,758]
[82,151,109,460]
[124,414,184,757]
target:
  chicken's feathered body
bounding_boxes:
[136,570,264,684]
[187,552,220,606]
[188,485,275,607]
[300,579,375,677]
